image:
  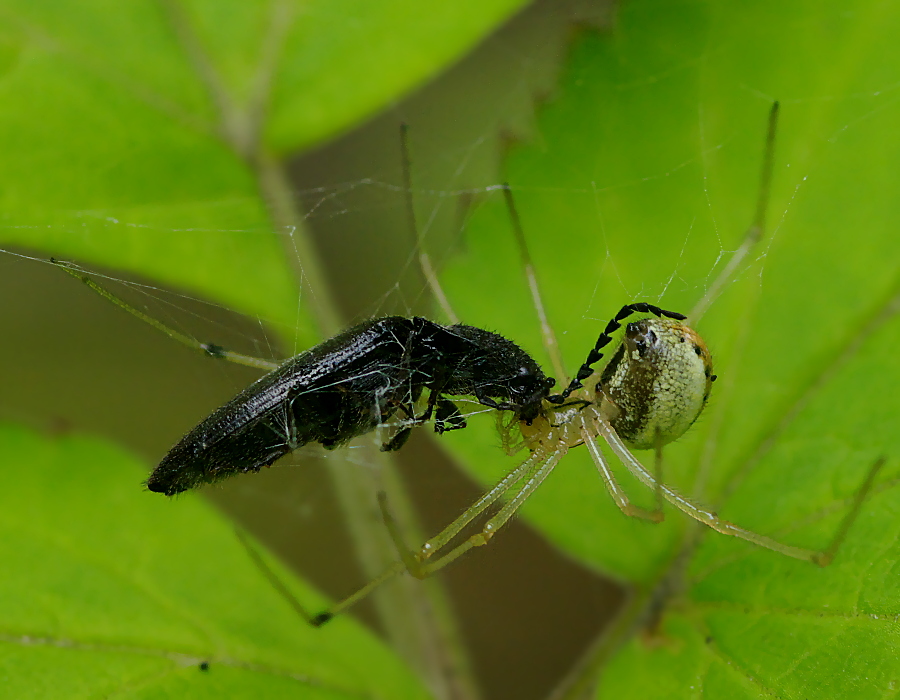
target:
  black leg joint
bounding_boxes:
[202,343,227,359]
[435,399,466,434]
[312,612,333,627]
[475,392,501,410]
[381,427,413,452]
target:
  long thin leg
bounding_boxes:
[583,430,663,523]
[52,259,279,371]
[690,102,779,322]
[416,447,566,577]
[315,449,552,622]
[377,491,423,577]
[654,430,666,515]
[315,559,408,626]
[235,528,319,626]
[419,449,547,558]
[597,418,885,565]
[501,184,567,382]
[400,124,459,325]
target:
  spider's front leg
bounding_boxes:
[51,258,280,371]
[376,443,564,583]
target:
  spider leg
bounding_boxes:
[654,431,666,516]
[501,184,567,382]
[583,427,664,523]
[597,418,886,565]
[415,445,566,577]
[377,490,425,577]
[400,124,459,325]
[418,448,548,558]
[235,528,326,627]
[690,101,780,323]
[311,447,555,622]
[52,259,279,371]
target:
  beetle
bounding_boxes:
[146,315,557,495]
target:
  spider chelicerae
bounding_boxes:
[53,103,883,626]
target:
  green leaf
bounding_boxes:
[0,3,529,696]
[0,423,429,698]
[439,0,900,696]
[0,0,527,341]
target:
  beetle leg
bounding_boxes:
[434,398,466,434]
[380,427,413,452]
[379,401,417,451]
[475,390,514,412]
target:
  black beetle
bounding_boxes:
[146,316,555,496]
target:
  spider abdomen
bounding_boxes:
[598,318,713,450]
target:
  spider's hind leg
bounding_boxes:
[600,417,887,565]
[307,442,568,623]
[377,491,428,579]
[812,455,886,566]
[653,431,666,519]
[583,428,665,524]
[235,529,326,627]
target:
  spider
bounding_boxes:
[52,104,883,626]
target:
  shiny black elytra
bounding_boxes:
[146,316,555,496]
